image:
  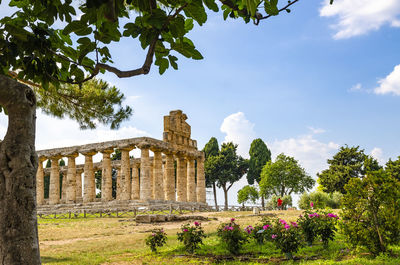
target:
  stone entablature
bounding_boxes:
[35,110,206,207]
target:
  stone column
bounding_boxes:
[176,155,187,202]
[150,161,154,199]
[49,156,61,205]
[76,168,83,202]
[116,168,121,200]
[131,163,140,200]
[196,156,206,203]
[101,150,113,202]
[153,150,164,200]
[187,157,196,202]
[164,153,175,201]
[83,151,96,203]
[61,171,67,203]
[139,144,152,201]
[36,157,46,205]
[64,154,77,204]
[120,148,132,200]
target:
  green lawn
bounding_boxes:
[38,210,400,264]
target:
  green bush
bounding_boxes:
[217,218,248,255]
[177,222,206,253]
[145,228,167,253]
[340,170,400,255]
[249,217,273,244]
[271,218,302,259]
[298,191,342,209]
[266,195,292,210]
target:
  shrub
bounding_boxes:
[271,218,302,259]
[266,195,292,210]
[317,212,339,247]
[299,191,342,210]
[145,228,167,253]
[217,218,248,255]
[177,222,206,253]
[250,217,273,244]
[340,170,400,255]
[297,210,320,245]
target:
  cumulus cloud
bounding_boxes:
[220,112,256,158]
[270,133,339,178]
[370,147,385,165]
[374,65,400,96]
[320,0,400,39]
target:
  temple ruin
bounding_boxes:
[35,110,206,207]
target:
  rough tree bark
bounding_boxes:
[0,75,41,264]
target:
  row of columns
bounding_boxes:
[36,148,206,205]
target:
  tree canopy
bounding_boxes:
[317,145,381,194]
[204,142,248,210]
[247,138,271,185]
[259,153,314,198]
[237,185,258,205]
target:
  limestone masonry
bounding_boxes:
[36,110,206,206]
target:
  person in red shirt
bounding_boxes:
[277,197,283,210]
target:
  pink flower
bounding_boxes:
[310,202,314,208]
[327,213,339,219]
[290,222,298,228]
[279,219,287,225]
[284,224,290,230]
[194,221,200,226]
[263,225,270,230]
[152,233,155,236]
[231,218,235,222]
[272,234,277,239]
[228,226,234,231]
[183,229,188,232]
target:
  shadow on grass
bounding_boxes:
[41,256,74,263]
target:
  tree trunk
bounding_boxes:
[212,182,219,211]
[222,185,228,211]
[261,195,265,210]
[0,75,41,264]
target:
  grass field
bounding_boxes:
[38,210,400,265]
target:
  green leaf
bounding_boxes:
[184,0,207,26]
[155,57,169,74]
[63,20,88,35]
[184,19,194,32]
[169,16,185,38]
[203,0,219,12]
[5,24,30,41]
[168,55,178,70]
[77,37,91,45]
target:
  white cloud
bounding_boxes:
[370,147,385,164]
[270,133,339,178]
[220,112,256,158]
[350,83,362,92]
[374,64,400,96]
[320,0,400,39]
[35,110,149,151]
[308,127,326,134]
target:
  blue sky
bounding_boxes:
[1,0,400,206]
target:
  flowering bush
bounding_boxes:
[297,210,319,246]
[177,222,206,253]
[145,228,167,253]
[250,217,273,244]
[217,218,248,255]
[318,212,339,247]
[270,219,302,259]
[298,209,339,247]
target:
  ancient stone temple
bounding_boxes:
[36,110,206,206]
